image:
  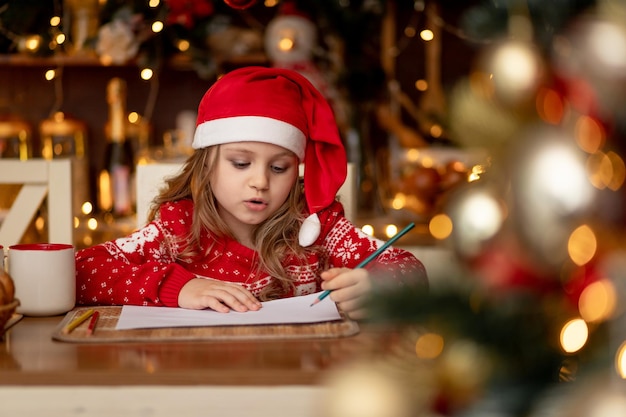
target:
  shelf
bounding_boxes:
[0,52,269,70]
[0,53,113,67]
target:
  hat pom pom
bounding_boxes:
[299,214,321,247]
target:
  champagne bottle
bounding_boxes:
[98,78,134,217]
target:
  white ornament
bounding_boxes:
[264,15,317,64]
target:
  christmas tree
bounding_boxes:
[322,1,626,416]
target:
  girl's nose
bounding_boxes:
[249,168,269,190]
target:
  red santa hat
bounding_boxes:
[192,66,347,247]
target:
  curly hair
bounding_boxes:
[147,145,325,300]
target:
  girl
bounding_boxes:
[75,66,427,319]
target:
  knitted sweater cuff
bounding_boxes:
[158,267,196,307]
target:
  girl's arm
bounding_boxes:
[320,203,428,285]
[75,223,197,307]
[75,201,199,307]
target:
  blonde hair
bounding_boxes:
[148,146,324,300]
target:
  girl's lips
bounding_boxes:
[244,200,268,211]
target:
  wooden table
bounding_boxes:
[0,315,404,417]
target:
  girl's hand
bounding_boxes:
[178,277,262,313]
[320,267,372,320]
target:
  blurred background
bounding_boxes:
[3,1,626,416]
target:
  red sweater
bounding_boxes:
[75,199,426,306]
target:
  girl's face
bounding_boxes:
[211,141,299,243]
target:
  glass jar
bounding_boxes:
[0,114,32,160]
[39,112,90,218]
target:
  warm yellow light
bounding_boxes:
[50,16,61,27]
[45,69,56,81]
[361,224,374,236]
[560,318,588,353]
[405,148,420,162]
[99,55,113,66]
[616,342,626,378]
[87,217,98,231]
[568,224,597,266]
[141,68,153,80]
[81,201,93,215]
[587,151,626,191]
[606,151,626,191]
[278,37,294,52]
[82,235,93,247]
[536,87,564,125]
[421,156,435,168]
[391,193,406,210]
[56,33,66,44]
[468,165,486,182]
[420,29,434,41]
[128,112,140,124]
[98,172,112,212]
[415,79,428,91]
[152,21,164,33]
[429,214,453,240]
[575,115,605,153]
[177,39,190,52]
[24,35,41,51]
[35,216,45,232]
[415,333,444,359]
[385,224,398,238]
[148,0,160,7]
[579,279,616,323]
[489,41,542,103]
[430,124,443,138]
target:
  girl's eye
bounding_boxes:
[231,160,250,169]
[271,165,287,173]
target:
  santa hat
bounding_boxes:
[192,66,347,247]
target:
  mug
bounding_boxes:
[9,243,76,316]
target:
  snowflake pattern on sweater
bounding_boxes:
[75,199,427,307]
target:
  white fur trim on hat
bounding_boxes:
[193,115,306,159]
[299,213,321,246]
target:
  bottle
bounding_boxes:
[98,78,134,217]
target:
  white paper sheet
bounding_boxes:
[115,292,340,330]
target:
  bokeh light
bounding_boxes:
[140,68,153,80]
[568,224,597,266]
[420,29,434,41]
[575,115,605,153]
[415,332,444,359]
[616,341,626,379]
[587,150,626,191]
[323,362,413,417]
[560,318,589,353]
[526,140,593,213]
[429,213,453,240]
[449,188,504,258]
[361,224,374,236]
[536,87,565,125]
[578,279,616,323]
[385,224,398,238]
[487,40,543,104]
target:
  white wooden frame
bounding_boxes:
[136,162,357,228]
[0,159,73,246]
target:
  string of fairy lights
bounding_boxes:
[0,1,481,81]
